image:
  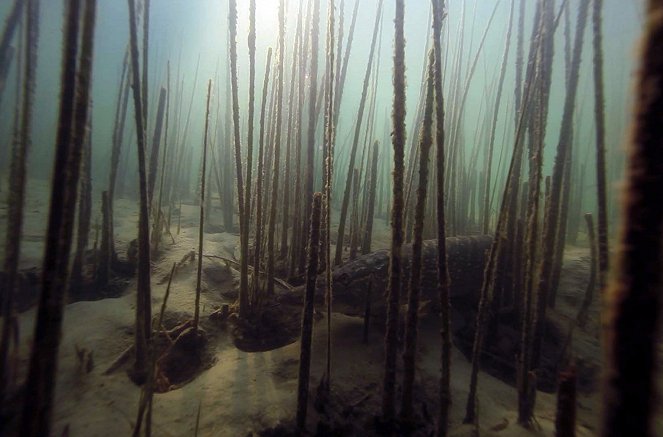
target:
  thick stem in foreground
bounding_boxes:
[20,1,95,434]
[601,3,663,435]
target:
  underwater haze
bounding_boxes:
[0,0,657,436]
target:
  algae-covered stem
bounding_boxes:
[430,2,450,430]
[401,48,435,423]
[323,0,336,389]
[126,0,152,382]
[601,2,663,434]
[21,0,96,434]
[531,0,589,369]
[244,0,256,298]
[0,0,38,405]
[482,0,514,234]
[194,79,213,330]
[382,0,406,423]
[0,0,24,102]
[266,0,286,299]
[591,0,609,289]
[296,192,322,432]
[301,0,320,272]
[252,47,273,304]
[228,0,249,318]
[334,0,383,266]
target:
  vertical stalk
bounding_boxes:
[601,2,663,435]
[127,0,152,382]
[228,0,248,317]
[592,0,609,289]
[401,49,434,423]
[194,80,212,330]
[431,1,451,434]
[296,192,322,432]
[382,0,406,423]
[266,0,286,298]
[0,0,38,404]
[20,1,95,434]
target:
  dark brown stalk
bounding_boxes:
[518,3,553,423]
[194,80,212,330]
[601,2,663,434]
[152,62,171,255]
[363,277,372,344]
[147,87,167,207]
[0,0,38,404]
[229,0,249,318]
[464,12,542,421]
[97,191,111,285]
[301,0,320,271]
[290,0,314,278]
[532,0,589,371]
[252,48,273,303]
[322,0,336,389]
[514,0,526,123]
[108,51,130,258]
[592,0,608,289]
[555,365,577,437]
[71,124,93,289]
[382,0,406,423]
[0,0,24,102]
[127,0,152,382]
[333,0,359,125]
[401,49,435,423]
[279,1,304,261]
[296,192,322,432]
[334,0,383,266]
[482,0,514,234]
[244,0,256,294]
[142,0,149,125]
[431,1,451,434]
[266,0,286,299]
[361,141,379,254]
[20,1,96,434]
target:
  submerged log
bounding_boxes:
[284,235,492,317]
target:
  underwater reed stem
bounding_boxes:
[228,0,248,318]
[20,1,95,434]
[601,3,663,434]
[382,0,406,422]
[0,0,38,404]
[296,192,322,431]
[401,48,435,423]
[592,0,609,289]
[127,0,152,382]
[431,0,451,434]
[194,79,212,330]
[334,0,383,266]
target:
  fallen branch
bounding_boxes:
[203,254,294,291]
